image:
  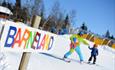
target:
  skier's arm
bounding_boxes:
[96,49,98,56]
[70,41,79,49]
[82,39,89,46]
[88,46,92,50]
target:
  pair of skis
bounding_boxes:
[40,52,99,66]
[63,58,98,65]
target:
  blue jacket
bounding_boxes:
[89,47,98,56]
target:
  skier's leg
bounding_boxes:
[75,46,84,61]
[64,48,74,58]
[88,55,93,63]
[93,55,96,64]
[88,55,93,61]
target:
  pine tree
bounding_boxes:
[64,14,70,27]
[62,14,70,34]
[105,30,110,38]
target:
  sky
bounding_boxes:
[3,0,115,36]
[43,0,115,36]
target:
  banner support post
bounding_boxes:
[18,16,41,70]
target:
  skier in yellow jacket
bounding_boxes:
[63,32,89,63]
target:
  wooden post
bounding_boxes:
[18,16,41,70]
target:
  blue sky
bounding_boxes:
[6,0,115,36]
[44,0,115,36]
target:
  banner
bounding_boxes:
[1,21,114,53]
[0,21,58,52]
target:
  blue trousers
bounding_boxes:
[64,46,83,61]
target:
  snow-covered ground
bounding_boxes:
[0,52,22,70]
[0,35,115,70]
[27,43,115,70]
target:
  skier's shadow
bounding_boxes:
[39,52,80,63]
[39,52,66,61]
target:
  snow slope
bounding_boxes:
[0,52,22,70]
[27,43,115,70]
[1,35,115,70]
[27,36,114,70]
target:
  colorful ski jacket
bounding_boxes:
[89,47,98,56]
[70,34,89,48]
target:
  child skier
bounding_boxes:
[88,44,98,64]
[63,32,89,63]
